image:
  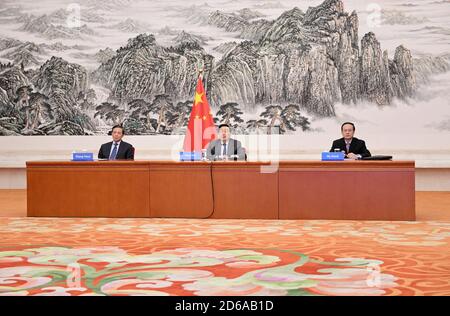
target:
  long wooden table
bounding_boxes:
[26,160,415,220]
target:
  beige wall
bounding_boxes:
[2,135,450,167]
[1,135,449,190]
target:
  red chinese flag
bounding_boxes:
[183,75,217,152]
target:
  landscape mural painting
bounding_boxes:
[0,0,449,156]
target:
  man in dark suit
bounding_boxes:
[206,123,246,161]
[98,125,134,160]
[330,122,371,159]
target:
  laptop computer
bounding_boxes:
[362,155,393,161]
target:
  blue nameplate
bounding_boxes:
[179,152,202,161]
[321,152,345,161]
[72,152,94,161]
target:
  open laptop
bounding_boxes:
[362,155,393,161]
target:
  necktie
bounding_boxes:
[222,143,227,156]
[109,143,118,160]
[346,142,350,153]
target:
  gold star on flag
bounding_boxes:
[194,92,203,106]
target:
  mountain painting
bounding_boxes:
[0,0,449,139]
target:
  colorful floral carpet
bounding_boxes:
[0,217,449,296]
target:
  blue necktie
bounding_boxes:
[109,143,118,160]
[222,143,227,156]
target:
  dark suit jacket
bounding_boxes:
[330,137,371,158]
[98,141,134,160]
[206,138,246,161]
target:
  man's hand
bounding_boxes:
[347,153,358,160]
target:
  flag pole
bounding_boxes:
[196,61,204,80]
[196,63,206,159]
[182,60,216,156]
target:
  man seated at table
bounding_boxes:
[330,122,371,160]
[206,123,246,161]
[98,125,135,160]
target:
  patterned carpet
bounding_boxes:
[0,217,449,296]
